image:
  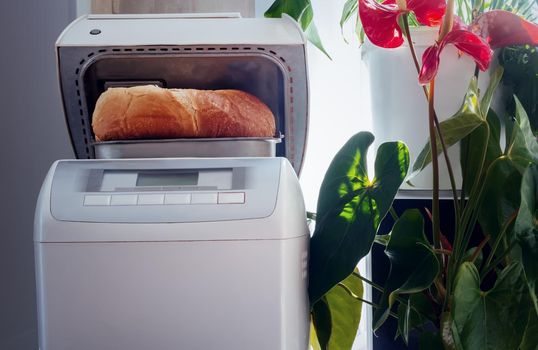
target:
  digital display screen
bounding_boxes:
[136,172,199,187]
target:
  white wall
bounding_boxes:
[0,1,75,349]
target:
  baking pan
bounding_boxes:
[94,137,282,159]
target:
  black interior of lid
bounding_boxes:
[83,54,287,156]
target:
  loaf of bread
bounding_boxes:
[92,85,276,141]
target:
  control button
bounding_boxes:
[84,195,111,206]
[218,192,245,204]
[137,194,164,205]
[111,194,138,206]
[191,193,218,204]
[164,193,191,205]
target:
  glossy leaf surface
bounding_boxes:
[410,78,483,181]
[309,132,409,304]
[373,209,439,330]
[515,165,538,314]
[396,293,435,345]
[452,262,531,350]
[520,308,538,350]
[264,0,330,58]
[312,271,363,350]
[479,97,538,246]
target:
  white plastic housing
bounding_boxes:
[34,157,309,350]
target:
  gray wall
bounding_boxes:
[0,1,75,349]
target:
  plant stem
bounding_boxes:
[353,271,384,292]
[434,248,453,256]
[480,240,518,280]
[402,14,421,75]
[337,283,398,319]
[429,79,441,253]
[469,235,490,263]
[482,211,518,272]
[389,206,399,221]
[401,13,460,221]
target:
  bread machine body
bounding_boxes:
[34,157,309,350]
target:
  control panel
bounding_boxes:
[50,158,281,223]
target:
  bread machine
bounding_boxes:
[35,14,310,350]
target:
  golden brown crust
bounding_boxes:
[92,85,276,141]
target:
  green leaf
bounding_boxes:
[515,164,538,315]
[340,0,358,43]
[309,132,409,304]
[372,209,439,330]
[461,109,503,196]
[478,99,537,251]
[478,157,522,248]
[264,0,331,58]
[310,321,322,350]
[409,78,484,180]
[507,96,538,169]
[397,293,436,346]
[452,262,531,350]
[463,246,484,270]
[312,297,332,348]
[420,331,444,350]
[460,122,489,195]
[520,308,538,350]
[396,300,411,345]
[312,271,364,350]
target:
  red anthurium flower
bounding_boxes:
[471,10,538,49]
[418,18,493,85]
[359,0,446,48]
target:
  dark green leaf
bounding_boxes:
[419,331,444,350]
[478,99,538,252]
[462,108,503,193]
[478,157,522,249]
[499,45,538,135]
[463,246,484,270]
[410,78,484,181]
[312,271,364,350]
[373,209,439,330]
[485,109,503,166]
[312,297,332,348]
[264,0,331,58]
[452,262,531,350]
[309,132,409,304]
[515,164,538,314]
[507,97,538,170]
[397,293,436,346]
[520,308,538,350]
[396,300,411,345]
[460,122,489,196]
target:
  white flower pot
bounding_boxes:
[362,27,492,191]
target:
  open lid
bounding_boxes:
[56,14,309,174]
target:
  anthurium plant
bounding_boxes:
[266,0,538,349]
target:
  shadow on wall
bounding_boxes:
[0,1,75,349]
